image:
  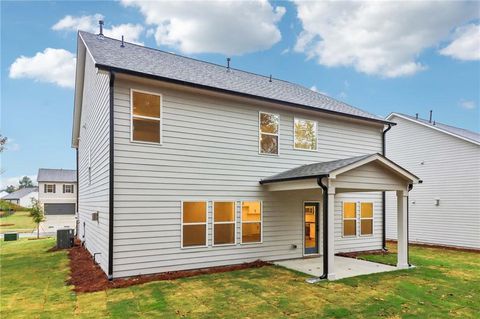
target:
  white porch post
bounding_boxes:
[396,190,409,269]
[327,186,336,280]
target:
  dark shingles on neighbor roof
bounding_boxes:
[260,154,374,184]
[392,113,480,144]
[37,169,77,183]
[3,187,39,200]
[79,31,388,124]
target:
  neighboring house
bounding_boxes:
[386,113,480,250]
[72,31,420,280]
[2,187,38,208]
[0,191,9,199]
[37,168,77,215]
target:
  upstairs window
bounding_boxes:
[44,184,56,193]
[294,118,317,151]
[182,201,207,248]
[63,184,74,193]
[131,90,162,143]
[360,203,374,236]
[343,202,356,237]
[213,202,236,245]
[259,112,279,155]
[241,201,262,243]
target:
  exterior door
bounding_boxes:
[304,202,319,254]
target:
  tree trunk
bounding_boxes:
[37,223,39,239]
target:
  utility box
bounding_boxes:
[57,229,74,249]
[4,233,18,241]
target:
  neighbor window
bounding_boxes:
[241,201,262,243]
[360,203,374,236]
[63,184,74,193]
[44,184,56,193]
[343,202,357,237]
[213,202,236,245]
[294,118,317,150]
[259,112,279,155]
[131,90,161,143]
[182,201,207,247]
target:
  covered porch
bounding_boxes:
[260,153,421,280]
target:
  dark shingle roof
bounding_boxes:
[260,154,373,184]
[37,169,77,183]
[3,187,38,200]
[390,113,480,144]
[79,31,388,124]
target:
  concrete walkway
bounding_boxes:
[275,256,397,280]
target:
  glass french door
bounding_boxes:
[304,202,319,254]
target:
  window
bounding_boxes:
[360,203,374,236]
[294,118,317,151]
[182,201,207,247]
[343,202,356,236]
[213,202,236,245]
[241,201,262,243]
[259,112,279,155]
[63,184,74,193]
[44,184,56,193]
[131,90,162,143]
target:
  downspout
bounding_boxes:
[317,176,329,279]
[108,71,115,280]
[381,124,392,250]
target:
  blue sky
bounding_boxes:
[1,1,479,188]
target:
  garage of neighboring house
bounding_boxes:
[44,203,76,215]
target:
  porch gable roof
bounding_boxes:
[259,153,421,185]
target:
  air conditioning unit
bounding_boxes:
[57,229,74,249]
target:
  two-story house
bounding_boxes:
[37,168,77,215]
[72,31,420,280]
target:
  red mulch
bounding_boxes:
[336,249,390,259]
[386,240,480,253]
[0,223,14,226]
[65,243,271,293]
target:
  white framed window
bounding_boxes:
[259,112,279,155]
[181,201,207,248]
[213,201,236,246]
[360,202,374,236]
[294,118,318,151]
[63,184,74,193]
[342,202,357,237]
[241,201,262,244]
[131,89,162,144]
[44,184,56,193]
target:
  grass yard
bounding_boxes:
[0,211,36,233]
[0,239,479,318]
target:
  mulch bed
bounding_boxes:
[64,242,271,293]
[336,249,390,259]
[0,223,14,226]
[387,240,480,253]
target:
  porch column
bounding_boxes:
[396,190,409,269]
[327,186,336,280]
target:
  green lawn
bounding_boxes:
[0,211,36,233]
[0,239,479,318]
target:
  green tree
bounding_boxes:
[5,185,16,193]
[30,199,45,239]
[18,176,34,189]
[0,134,7,153]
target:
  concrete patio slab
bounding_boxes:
[275,256,397,280]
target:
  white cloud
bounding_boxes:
[121,0,285,55]
[459,99,476,110]
[52,14,144,45]
[4,138,20,152]
[1,175,37,189]
[9,48,76,88]
[294,1,479,78]
[440,24,480,61]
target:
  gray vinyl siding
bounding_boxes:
[77,53,111,273]
[111,77,384,278]
[386,116,480,249]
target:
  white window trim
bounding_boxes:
[45,184,55,193]
[181,200,208,249]
[342,201,357,238]
[293,117,318,152]
[360,202,374,237]
[258,111,280,156]
[212,201,237,247]
[63,184,74,193]
[130,88,163,145]
[240,200,263,244]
